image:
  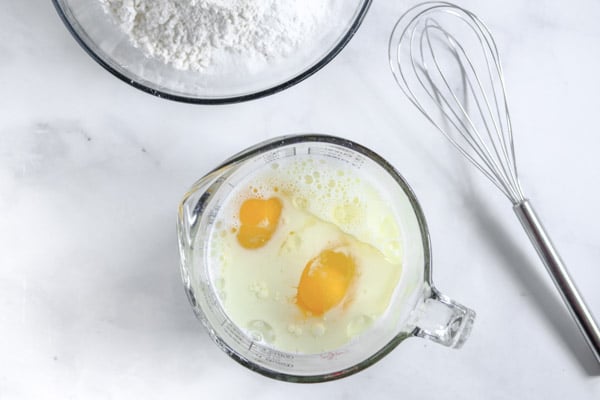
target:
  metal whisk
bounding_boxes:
[389,1,600,363]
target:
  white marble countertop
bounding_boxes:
[1,0,600,398]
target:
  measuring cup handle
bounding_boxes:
[412,286,476,348]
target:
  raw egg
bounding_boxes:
[297,249,356,316]
[237,197,282,249]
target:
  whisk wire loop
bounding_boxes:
[423,21,522,201]
[389,1,525,204]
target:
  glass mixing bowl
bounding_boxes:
[52,0,372,104]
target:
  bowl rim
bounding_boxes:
[51,0,373,105]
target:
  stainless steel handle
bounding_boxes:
[514,200,600,364]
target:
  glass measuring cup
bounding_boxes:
[177,134,475,382]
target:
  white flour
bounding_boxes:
[100,0,336,71]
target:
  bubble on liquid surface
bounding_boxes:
[292,196,308,210]
[346,315,374,338]
[249,281,269,299]
[288,323,303,336]
[311,323,326,337]
[247,320,276,343]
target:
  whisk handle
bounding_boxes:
[514,200,600,364]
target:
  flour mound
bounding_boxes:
[101,0,335,71]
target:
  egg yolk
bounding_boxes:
[296,249,356,316]
[237,197,282,249]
